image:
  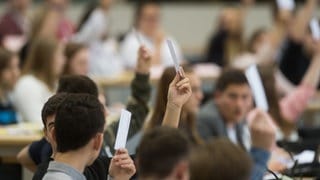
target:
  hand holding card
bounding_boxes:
[114,109,132,150]
[167,39,184,78]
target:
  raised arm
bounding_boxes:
[162,69,192,128]
[290,0,317,42]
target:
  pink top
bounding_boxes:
[280,83,316,122]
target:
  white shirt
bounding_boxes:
[73,8,123,76]
[120,31,183,69]
[13,75,53,123]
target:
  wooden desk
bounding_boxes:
[93,64,221,88]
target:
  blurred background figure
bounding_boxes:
[73,0,123,76]
[0,48,20,125]
[63,42,89,76]
[120,1,183,69]
[0,0,31,52]
[13,37,65,123]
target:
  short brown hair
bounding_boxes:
[136,127,190,179]
[190,138,252,180]
[23,36,60,91]
[215,68,248,92]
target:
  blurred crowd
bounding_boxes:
[0,0,319,179]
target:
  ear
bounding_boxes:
[173,161,190,180]
[93,133,104,151]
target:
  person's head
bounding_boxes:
[190,138,252,180]
[135,1,161,37]
[23,36,65,91]
[248,28,268,54]
[148,65,203,144]
[100,0,113,10]
[10,0,30,12]
[137,127,190,180]
[54,94,105,165]
[0,48,20,92]
[41,93,68,150]
[63,42,89,76]
[258,66,294,136]
[214,68,252,124]
[219,8,243,36]
[57,75,99,97]
[271,1,294,26]
[47,0,69,11]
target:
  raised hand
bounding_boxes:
[109,148,136,180]
[167,68,192,109]
[136,46,152,74]
[247,108,276,152]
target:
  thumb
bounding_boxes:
[170,73,180,87]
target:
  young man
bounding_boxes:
[42,94,135,180]
[197,68,276,180]
[198,68,253,149]
[136,127,190,180]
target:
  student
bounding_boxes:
[190,138,252,180]
[197,68,252,149]
[30,94,135,180]
[43,94,135,180]
[279,0,319,87]
[259,47,320,141]
[0,0,30,50]
[0,48,20,125]
[18,45,151,169]
[13,36,65,122]
[63,42,89,76]
[120,1,183,69]
[136,127,190,180]
[145,66,203,145]
[73,0,123,76]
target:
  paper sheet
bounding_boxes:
[245,65,269,111]
[114,109,132,150]
[276,0,295,11]
[133,28,143,45]
[166,39,180,73]
[310,17,320,41]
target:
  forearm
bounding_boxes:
[162,103,182,128]
[302,55,320,87]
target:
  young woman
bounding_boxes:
[63,42,89,76]
[13,36,65,123]
[145,66,203,145]
[0,48,20,125]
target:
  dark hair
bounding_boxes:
[258,66,294,137]
[63,42,87,75]
[190,138,252,180]
[137,126,190,179]
[134,1,160,28]
[57,75,99,97]
[215,68,248,93]
[0,48,15,75]
[55,93,105,153]
[147,65,203,145]
[41,93,68,127]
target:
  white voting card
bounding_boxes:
[245,65,269,111]
[276,0,295,11]
[166,39,181,74]
[114,109,132,150]
[133,28,143,45]
[310,17,320,41]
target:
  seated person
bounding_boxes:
[38,94,135,180]
[17,45,152,170]
[0,48,20,125]
[197,68,252,149]
[136,127,190,180]
[190,138,252,180]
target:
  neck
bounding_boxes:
[54,150,89,173]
